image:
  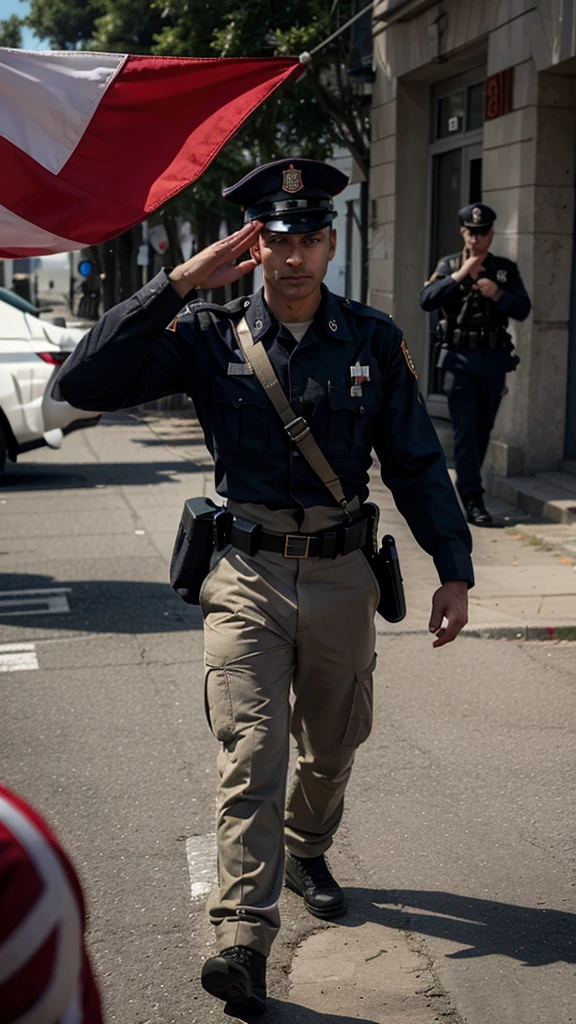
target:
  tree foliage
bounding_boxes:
[0,15,23,48]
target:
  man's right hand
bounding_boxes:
[169,220,262,298]
[451,254,485,283]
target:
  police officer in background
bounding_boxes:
[54,158,474,1021]
[420,204,531,527]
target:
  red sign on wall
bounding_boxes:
[485,68,514,120]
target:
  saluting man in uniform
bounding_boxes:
[55,158,474,1020]
[421,203,531,527]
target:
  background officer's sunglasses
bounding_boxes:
[467,226,491,236]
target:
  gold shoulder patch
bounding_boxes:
[401,340,418,380]
[166,316,178,333]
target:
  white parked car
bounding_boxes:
[0,290,99,472]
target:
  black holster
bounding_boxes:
[169,497,231,604]
[362,503,407,623]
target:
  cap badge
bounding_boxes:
[472,207,482,224]
[282,165,304,194]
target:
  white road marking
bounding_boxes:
[0,588,72,616]
[186,834,217,902]
[0,642,38,672]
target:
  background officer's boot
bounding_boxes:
[285,852,347,919]
[201,945,267,1020]
[465,495,493,527]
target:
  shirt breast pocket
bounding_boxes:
[327,383,381,457]
[213,376,270,456]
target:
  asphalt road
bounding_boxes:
[1,412,575,1024]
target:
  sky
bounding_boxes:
[0,0,48,49]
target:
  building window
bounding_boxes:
[437,90,465,138]
[466,82,485,132]
[435,82,485,141]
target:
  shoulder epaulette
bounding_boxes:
[176,296,250,319]
[441,253,461,272]
[337,295,395,325]
[178,299,235,319]
[492,255,517,270]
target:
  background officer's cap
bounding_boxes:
[222,158,349,234]
[459,203,497,230]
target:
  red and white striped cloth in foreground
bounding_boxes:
[0,48,303,258]
[0,784,104,1023]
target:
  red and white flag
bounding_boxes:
[0,48,303,258]
[0,784,104,1023]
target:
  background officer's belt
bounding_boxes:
[229,517,368,559]
[451,327,507,350]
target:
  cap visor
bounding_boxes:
[255,212,336,233]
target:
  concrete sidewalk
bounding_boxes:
[139,410,576,640]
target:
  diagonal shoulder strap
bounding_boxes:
[234,317,350,517]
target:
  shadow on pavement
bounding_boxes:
[265,1003,378,1023]
[1,460,205,490]
[134,435,207,448]
[0,573,202,632]
[337,888,576,967]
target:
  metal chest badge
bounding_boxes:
[282,165,304,193]
[497,269,508,283]
[401,340,418,380]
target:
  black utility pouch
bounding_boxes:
[362,503,406,623]
[169,498,229,605]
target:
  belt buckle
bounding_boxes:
[284,534,310,558]
[284,416,311,443]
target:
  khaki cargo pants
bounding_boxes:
[200,500,379,956]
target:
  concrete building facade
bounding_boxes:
[369,0,576,483]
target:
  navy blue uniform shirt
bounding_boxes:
[54,270,474,585]
[420,251,531,375]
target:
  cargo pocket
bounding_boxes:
[204,657,235,744]
[342,655,376,748]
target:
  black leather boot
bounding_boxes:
[465,495,493,527]
[285,852,347,919]
[201,945,267,1021]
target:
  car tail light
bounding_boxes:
[37,351,70,366]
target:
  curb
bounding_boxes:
[489,474,576,525]
[377,625,576,641]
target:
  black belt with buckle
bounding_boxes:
[451,327,508,351]
[228,515,368,559]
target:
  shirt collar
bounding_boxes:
[244,285,353,344]
[320,286,354,343]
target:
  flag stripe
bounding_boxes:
[0,48,126,174]
[0,53,303,258]
[0,201,87,251]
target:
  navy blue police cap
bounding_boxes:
[222,158,349,233]
[459,203,497,230]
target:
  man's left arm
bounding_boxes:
[373,329,474,646]
[496,264,531,320]
[479,261,531,321]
